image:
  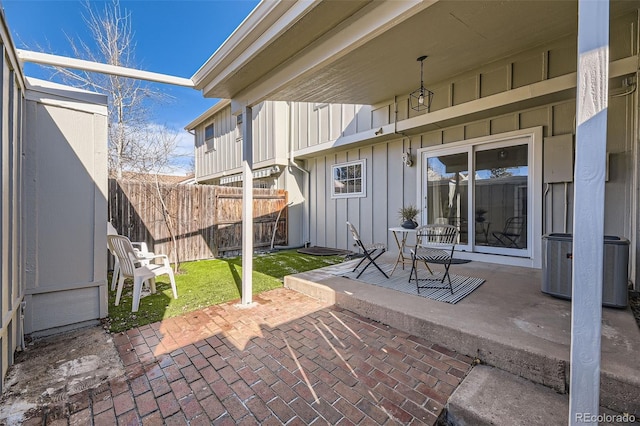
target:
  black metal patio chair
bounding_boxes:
[346,221,389,279]
[409,224,458,294]
[492,216,526,248]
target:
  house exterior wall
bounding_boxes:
[0,37,26,393]
[191,10,637,276]
[23,81,108,337]
[302,11,637,272]
[194,101,292,184]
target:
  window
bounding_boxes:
[204,123,215,151]
[236,114,243,142]
[332,160,366,198]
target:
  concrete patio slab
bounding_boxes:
[285,254,640,417]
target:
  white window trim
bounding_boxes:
[331,159,366,199]
[235,115,243,142]
[205,123,215,152]
[416,127,543,268]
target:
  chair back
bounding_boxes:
[504,216,525,235]
[107,221,118,236]
[417,224,458,249]
[107,235,139,277]
[346,222,361,242]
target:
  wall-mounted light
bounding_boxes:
[402,147,413,167]
[498,148,508,160]
[410,56,434,112]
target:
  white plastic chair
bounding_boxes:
[107,222,155,291]
[107,234,178,312]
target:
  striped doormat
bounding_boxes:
[324,260,485,304]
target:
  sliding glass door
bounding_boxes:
[421,135,535,259]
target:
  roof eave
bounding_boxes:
[191,1,320,91]
[184,99,231,130]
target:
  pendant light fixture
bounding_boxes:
[410,55,434,112]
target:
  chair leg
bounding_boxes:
[132,277,144,312]
[168,271,178,299]
[148,277,157,294]
[442,261,454,294]
[111,259,120,291]
[355,249,388,279]
[351,255,368,273]
[115,275,126,306]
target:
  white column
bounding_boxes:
[569,1,609,424]
[241,106,253,305]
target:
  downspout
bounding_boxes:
[394,95,409,139]
[287,101,311,247]
[187,128,199,184]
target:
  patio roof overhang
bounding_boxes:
[192,0,637,108]
[191,0,634,417]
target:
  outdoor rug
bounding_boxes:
[297,246,354,256]
[324,260,485,304]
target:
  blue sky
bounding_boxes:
[2,0,260,174]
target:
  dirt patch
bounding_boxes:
[0,326,124,425]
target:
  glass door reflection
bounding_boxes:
[426,152,469,244]
[474,144,528,250]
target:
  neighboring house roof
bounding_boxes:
[184,99,231,130]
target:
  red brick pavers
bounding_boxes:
[36,288,473,425]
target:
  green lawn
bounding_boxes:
[107,250,346,333]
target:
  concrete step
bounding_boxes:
[443,365,636,426]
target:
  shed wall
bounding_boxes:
[23,95,108,336]
[0,43,25,393]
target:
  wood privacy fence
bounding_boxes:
[108,179,288,262]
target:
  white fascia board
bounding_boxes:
[214,0,435,106]
[192,1,315,88]
[17,50,194,87]
[185,99,231,130]
[0,9,26,87]
[25,76,108,115]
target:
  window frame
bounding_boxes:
[204,123,215,151]
[236,114,243,142]
[331,159,366,199]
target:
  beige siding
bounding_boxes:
[195,101,294,182]
[0,38,25,392]
[23,94,108,337]
[308,94,633,254]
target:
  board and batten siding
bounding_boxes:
[23,81,108,337]
[306,10,637,259]
[195,100,372,183]
[195,101,291,183]
[0,40,26,393]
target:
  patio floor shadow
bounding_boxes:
[285,253,640,417]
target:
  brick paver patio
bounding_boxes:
[24,288,473,425]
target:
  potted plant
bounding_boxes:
[398,205,419,229]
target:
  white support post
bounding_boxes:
[241,106,253,305]
[569,1,609,424]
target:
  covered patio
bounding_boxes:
[285,254,640,419]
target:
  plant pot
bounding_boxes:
[401,220,418,229]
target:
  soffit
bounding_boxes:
[200,0,639,106]
[196,1,372,99]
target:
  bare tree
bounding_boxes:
[52,0,173,178]
[49,0,191,271]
